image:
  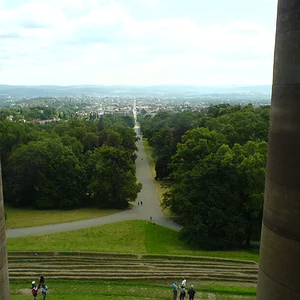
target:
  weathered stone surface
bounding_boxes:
[276,0,300,34]
[257,268,300,300]
[273,31,300,85]
[258,224,300,292]
[267,131,300,190]
[257,0,300,299]
[270,85,300,135]
[264,179,300,242]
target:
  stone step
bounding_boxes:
[9,252,257,265]
[8,257,257,268]
[7,252,258,283]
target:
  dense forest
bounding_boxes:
[139,104,270,249]
[0,114,141,210]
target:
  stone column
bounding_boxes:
[0,162,10,300]
[257,1,300,299]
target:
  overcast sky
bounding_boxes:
[0,0,278,86]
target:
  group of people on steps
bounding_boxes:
[172,278,196,300]
[31,274,196,299]
[31,275,47,300]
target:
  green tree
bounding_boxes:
[164,128,267,249]
[82,132,99,152]
[0,120,28,162]
[98,129,121,147]
[140,108,147,116]
[97,116,105,131]
[233,141,267,246]
[6,138,84,209]
[87,146,141,209]
[140,111,199,180]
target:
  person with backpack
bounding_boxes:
[187,285,196,300]
[31,282,38,300]
[41,284,48,300]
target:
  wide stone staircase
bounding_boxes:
[8,252,258,283]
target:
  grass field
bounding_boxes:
[9,280,256,300]
[6,138,258,299]
[7,220,259,262]
[6,212,258,299]
[5,207,120,229]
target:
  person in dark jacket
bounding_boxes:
[179,286,186,300]
[187,285,196,300]
[38,275,45,289]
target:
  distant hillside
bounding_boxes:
[0,84,271,98]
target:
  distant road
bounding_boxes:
[6,125,182,238]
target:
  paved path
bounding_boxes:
[6,125,182,238]
[134,126,182,231]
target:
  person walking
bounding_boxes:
[172,282,178,300]
[31,282,38,300]
[179,286,186,300]
[181,278,187,287]
[41,284,48,300]
[187,285,196,300]
[38,275,45,289]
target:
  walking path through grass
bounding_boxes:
[6,125,182,238]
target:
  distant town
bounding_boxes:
[0,84,271,123]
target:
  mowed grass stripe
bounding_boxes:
[8,264,258,271]
[8,252,257,264]
[8,251,258,284]
[145,221,170,254]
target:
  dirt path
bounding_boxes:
[6,126,182,238]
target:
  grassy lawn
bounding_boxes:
[7,220,259,262]
[4,138,259,299]
[9,280,256,300]
[5,207,120,229]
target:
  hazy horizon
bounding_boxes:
[0,83,271,98]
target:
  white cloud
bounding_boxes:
[17,1,65,28]
[128,0,160,5]
[0,0,275,85]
